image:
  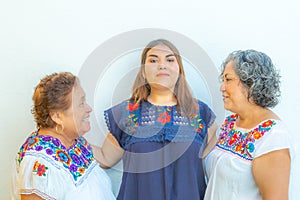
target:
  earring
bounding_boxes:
[55,123,64,134]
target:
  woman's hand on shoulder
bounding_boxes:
[92,132,124,168]
[21,193,44,200]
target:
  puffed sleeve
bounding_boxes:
[14,155,56,199]
[198,100,216,128]
[104,101,127,148]
[254,120,293,158]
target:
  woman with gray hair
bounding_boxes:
[204,50,293,200]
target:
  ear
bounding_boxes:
[49,112,63,125]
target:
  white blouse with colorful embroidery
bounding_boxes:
[11,131,116,200]
[204,114,292,200]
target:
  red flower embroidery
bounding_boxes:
[229,133,238,145]
[231,113,238,118]
[33,161,48,176]
[196,124,204,133]
[253,131,262,139]
[126,102,139,111]
[262,120,273,127]
[235,144,242,152]
[228,122,234,129]
[157,111,171,124]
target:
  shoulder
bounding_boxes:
[264,119,290,139]
[105,99,141,113]
[77,137,91,148]
[15,154,70,200]
[194,99,212,111]
[104,99,141,123]
[194,99,216,126]
[17,131,42,164]
[253,119,293,158]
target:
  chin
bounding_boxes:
[224,105,234,112]
[78,127,91,137]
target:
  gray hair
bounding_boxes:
[221,49,281,108]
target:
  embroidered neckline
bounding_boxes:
[216,114,276,161]
[17,130,94,181]
[124,100,204,133]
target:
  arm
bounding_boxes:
[92,132,124,168]
[252,149,290,200]
[202,122,218,159]
[21,194,44,200]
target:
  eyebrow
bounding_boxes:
[147,54,175,58]
[223,73,235,77]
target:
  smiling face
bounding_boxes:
[144,44,180,91]
[60,80,92,138]
[220,61,250,113]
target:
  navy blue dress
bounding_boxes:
[104,100,215,200]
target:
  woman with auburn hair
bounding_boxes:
[11,72,115,200]
[93,39,218,200]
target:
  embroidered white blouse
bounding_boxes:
[11,131,116,200]
[204,114,293,200]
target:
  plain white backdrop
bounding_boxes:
[1,0,299,199]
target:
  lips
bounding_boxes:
[222,94,229,100]
[156,73,169,77]
[83,116,90,122]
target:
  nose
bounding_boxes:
[158,60,167,70]
[159,65,166,70]
[86,104,93,113]
[159,64,166,70]
[220,82,225,92]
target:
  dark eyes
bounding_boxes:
[148,58,175,63]
[149,59,158,63]
[219,76,238,83]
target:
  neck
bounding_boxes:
[236,104,277,128]
[38,127,75,148]
[147,89,177,106]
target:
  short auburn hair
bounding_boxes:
[32,72,76,128]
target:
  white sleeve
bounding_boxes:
[254,121,292,158]
[14,155,55,200]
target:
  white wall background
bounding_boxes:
[1,0,299,199]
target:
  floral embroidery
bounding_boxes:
[124,100,140,133]
[125,114,139,132]
[157,111,171,124]
[17,131,94,181]
[216,114,276,161]
[126,102,139,111]
[33,161,48,176]
[124,100,205,134]
[56,150,71,164]
[262,120,274,127]
[189,103,204,133]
